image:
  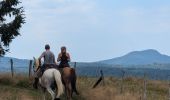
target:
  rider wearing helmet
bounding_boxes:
[57,46,70,68]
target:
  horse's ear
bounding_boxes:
[33,57,36,70]
[33,57,36,61]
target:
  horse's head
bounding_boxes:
[33,57,40,72]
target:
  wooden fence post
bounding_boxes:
[143,73,147,100]
[120,70,125,94]
[10,59,14,77]
[29,60,33,78]
[168,76,170,100]
[74,62,77,70]
[100,70,105,86]
[92,70,105,88]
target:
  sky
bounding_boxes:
[3,0,170,62]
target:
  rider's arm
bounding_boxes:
[57,53,62,62]
[67,53,71,62]
[38,52,45,66]
[53,54,56,64]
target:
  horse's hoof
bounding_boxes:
[54,98,60,100]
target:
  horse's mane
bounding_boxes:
[33,57,40,69]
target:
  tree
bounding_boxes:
[0,0,25,56]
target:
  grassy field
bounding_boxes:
[0,73,169,100]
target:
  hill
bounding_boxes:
[1,50,170,80]
[99,49,170,65]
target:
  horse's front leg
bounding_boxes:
[43,90,46,100]
[41,87,46,100]
[47,87,55,100]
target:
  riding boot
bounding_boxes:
[33,78,39,89]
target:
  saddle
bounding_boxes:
[39,64,59,76]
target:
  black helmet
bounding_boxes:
[45,44,50,50]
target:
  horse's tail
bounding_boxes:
[71,68,79,95]
[53,70,64,98]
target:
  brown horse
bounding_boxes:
[61,67,79,100]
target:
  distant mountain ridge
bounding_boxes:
[99,49,170,65]
[1,49,170,67]
[1,50,170,80]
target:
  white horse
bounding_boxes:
[33,58,63,100]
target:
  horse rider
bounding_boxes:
[33,44,56,89]
[57,46,71,68]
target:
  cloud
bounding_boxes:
[22,0,95,13]
[5,0,170,61]
[106,6,170,34]
[21,0,97,37]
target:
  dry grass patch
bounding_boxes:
[0,74,169,100]
[82,86,139,100]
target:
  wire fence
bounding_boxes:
[0,59,170,100]
[0,58,32,78]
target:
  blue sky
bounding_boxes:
[4,0,170,62]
